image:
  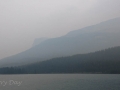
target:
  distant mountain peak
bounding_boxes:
[32,37,49,47]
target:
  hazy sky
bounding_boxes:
[0,0,120,59]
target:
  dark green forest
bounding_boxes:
[0,46,120,74]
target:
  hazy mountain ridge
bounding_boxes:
[0,17,120,67]
[66,17,120,37]
[32,37,49,47]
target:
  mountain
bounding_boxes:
[1,46,120,74]
[32,37,49,47]
[22,46,120,74]
[0,17,120,67]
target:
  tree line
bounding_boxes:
[0,46,120,74]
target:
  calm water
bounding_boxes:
[0,74,120,90]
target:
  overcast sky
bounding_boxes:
[0,0,120,59]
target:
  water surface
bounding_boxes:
[0,74,120,90]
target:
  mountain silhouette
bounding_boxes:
[0,17,120,67]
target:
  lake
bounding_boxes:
[0,74,120,90]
